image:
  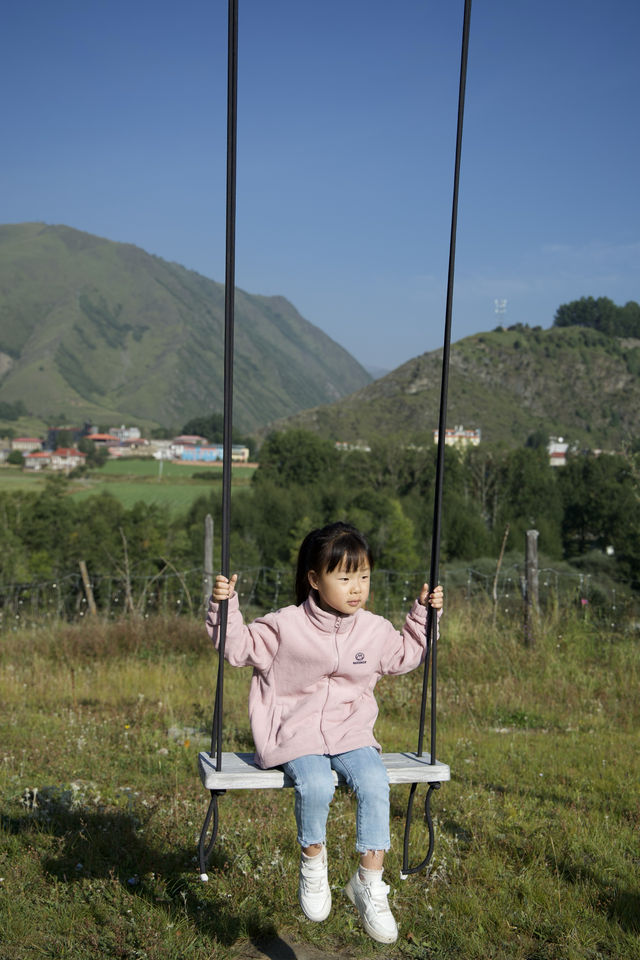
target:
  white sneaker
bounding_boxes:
[299,846,331,922]
[344,869,398,944]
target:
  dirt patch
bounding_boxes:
[230,934,358,960]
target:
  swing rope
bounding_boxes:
[199,0,238,878]
[401,0,473,877]
[212,0,239,770]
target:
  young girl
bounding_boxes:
[206,521,443,945]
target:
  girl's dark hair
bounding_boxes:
[295,522,373,605]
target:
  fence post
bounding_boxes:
[79,560,97,616]
[492,523,510,624]
[203,513,214,609]
[524,529,539,646]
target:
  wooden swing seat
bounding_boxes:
[198,750,450,791]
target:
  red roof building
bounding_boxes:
[50,448,87,471]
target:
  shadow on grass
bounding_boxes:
[557,858,640,934]
[1,790,280,950]
[451,771,640,936]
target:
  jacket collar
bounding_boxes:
[304,591,360,635]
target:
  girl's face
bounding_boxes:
[308,554,371,617]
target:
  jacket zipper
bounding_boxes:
[319,617,341,751]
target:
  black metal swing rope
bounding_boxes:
[199,0,238,876]
[212,0,238,770]
[401,0,473,877]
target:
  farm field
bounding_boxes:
[0,602,638,959]
[0,459,256,515]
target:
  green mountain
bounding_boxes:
[273,323,640,450]
[0,223,371,432]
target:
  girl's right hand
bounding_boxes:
[418,583,443,609]
[212,573,238,602]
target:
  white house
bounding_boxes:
[170,435,209,458]
[23,451,52,470]
[11,436,42,453]
[108,425,142,442]
[49,447,86,472]
[548,437,569,467]
[433,425,481,448]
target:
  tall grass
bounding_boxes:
[0,604,638,959]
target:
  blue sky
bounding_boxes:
[3,0,639,371]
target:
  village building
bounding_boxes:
[151,440,173,460]
[180,444,223,462]
[169,435,209,458]
[49,447,86,472]
[548,437,569,467]
[335,441,372,453]
[231,445,250,462]
[86,432,119,447]
[433,425,481,448]
[108,437,151,457]
[177,443,250,463]
[108,425,142,442]
[23,451,52,470]
[11,436,43,453]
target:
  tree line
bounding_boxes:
[554,296,640,338]
[2,431,638,601]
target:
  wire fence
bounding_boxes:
[457,563,638,629]
[0,562,637,632]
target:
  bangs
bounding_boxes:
[323,532,373,574]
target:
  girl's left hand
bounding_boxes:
[419,584,444,609]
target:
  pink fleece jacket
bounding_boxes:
[206,591,433,769]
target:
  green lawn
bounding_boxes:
[97,459,255,482]
[69,478,219,514]
[0,602,638,959]
[0,459,256,515]
[0,465,49,493]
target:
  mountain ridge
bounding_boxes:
[269,322,640,450]
[0,222,371,431]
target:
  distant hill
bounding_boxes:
[271,323,640,450]
[0,223,371,432]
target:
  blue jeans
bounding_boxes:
[282,746,390,853]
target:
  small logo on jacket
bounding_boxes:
[353,652,367,665]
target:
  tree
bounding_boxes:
[52,428,75,448]
[7,450,24,466]
[558,453,640,581]
[181,412,256,458]
[442,490,492,560]
[463,447,501,529]
[0,493,31,580]
[553,296,640,337]
[525,429,549,451]
[182,413,225,441]
[255,430,338,489]
[493,447,563,558]
[78,438,109,467]
[619,300,640,338]
[0,399,27,421]
[16,476,75,577]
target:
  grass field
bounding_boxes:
[0,602,638,959]
[0,459,256,515]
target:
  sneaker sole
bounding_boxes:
[299,892,331,923]
[344,879,398,944]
